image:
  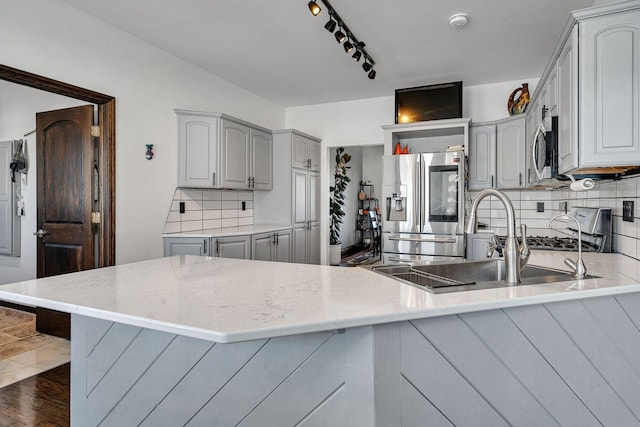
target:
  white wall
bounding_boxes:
[286,78,539,263]
[0,82,86,284]
[0,0,285,275]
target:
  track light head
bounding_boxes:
[343,40,354,53]
[368,69,376,79]
[362,61,372,72]
[334,29,346,43]
[352,50,362,62]
[308,1,321,16]
[324,18,337,32]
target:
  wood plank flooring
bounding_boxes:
[0,363,70,426]
[0,307,71,425]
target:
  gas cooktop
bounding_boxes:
[495,235,599,252]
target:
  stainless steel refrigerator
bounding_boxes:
[381,151,465,264]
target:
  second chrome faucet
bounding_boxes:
[548,213,587,279]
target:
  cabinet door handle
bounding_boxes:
[307,158,311,169]
[251,177,255,188]
[491,175,494,187]
[248,177,252,188]
[519,172,523,186]
[215,240,219,255]
[275,233,279,245]
[212,172,216,186]
[273,233,277,245]
[203,239,207,254]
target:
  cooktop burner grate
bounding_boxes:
[495,236,600,252]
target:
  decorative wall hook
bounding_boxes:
[145,144,154,160]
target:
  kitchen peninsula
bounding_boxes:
[1,252,640,426]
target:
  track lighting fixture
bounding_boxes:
[308,1,321,16]
[307,0,377,79]
[324,17,336,32]
[343,39,354,53]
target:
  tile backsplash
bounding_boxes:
[163,189,253,234]
[471,175,640,260]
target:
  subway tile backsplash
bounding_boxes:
[470,176,640,260]
[163,189,253,234]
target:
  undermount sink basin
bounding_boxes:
[372,259,590,294]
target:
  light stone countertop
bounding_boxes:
[1,251,639,343]
[161,224,291,238]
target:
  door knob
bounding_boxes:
[33,229,49,238]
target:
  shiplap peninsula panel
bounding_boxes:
[70,292,640,426]
[71,315,374,427]
[390,295,640,426]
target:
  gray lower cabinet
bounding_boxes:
[465,233,495,260]
[216,235,251,259]
[163,237,209,257]
[163,235,251,259]
[252,229,291,262]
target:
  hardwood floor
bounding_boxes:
[0,307,71,425]
[0,363,70,426]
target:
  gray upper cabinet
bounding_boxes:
[219,119,251,189]
[177,112,218,188]
[468,124,497,190]
[292,133,320,172]
[556,26,579,175]
[176,110,272,190]
[219,119,273,190]
[579,8,640,169]
[250,128,273,190]
[496,116,526,189]
[526,3,640,176]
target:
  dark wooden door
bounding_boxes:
[36,105,95,278]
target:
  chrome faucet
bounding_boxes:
[548,214,586,279]
[465,189,530,284]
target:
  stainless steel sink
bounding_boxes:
[371,259,590,294]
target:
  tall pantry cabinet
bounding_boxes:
[254,130,321,265]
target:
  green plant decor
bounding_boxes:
[330,147,351,246]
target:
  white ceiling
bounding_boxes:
[58,0,595,108]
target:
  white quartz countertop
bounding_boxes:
[1,251,640,343]
[161,224,291,238]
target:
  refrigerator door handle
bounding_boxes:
[417,155,423,230]
[388,235,457,243]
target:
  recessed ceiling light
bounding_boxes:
[449,13,468,28]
